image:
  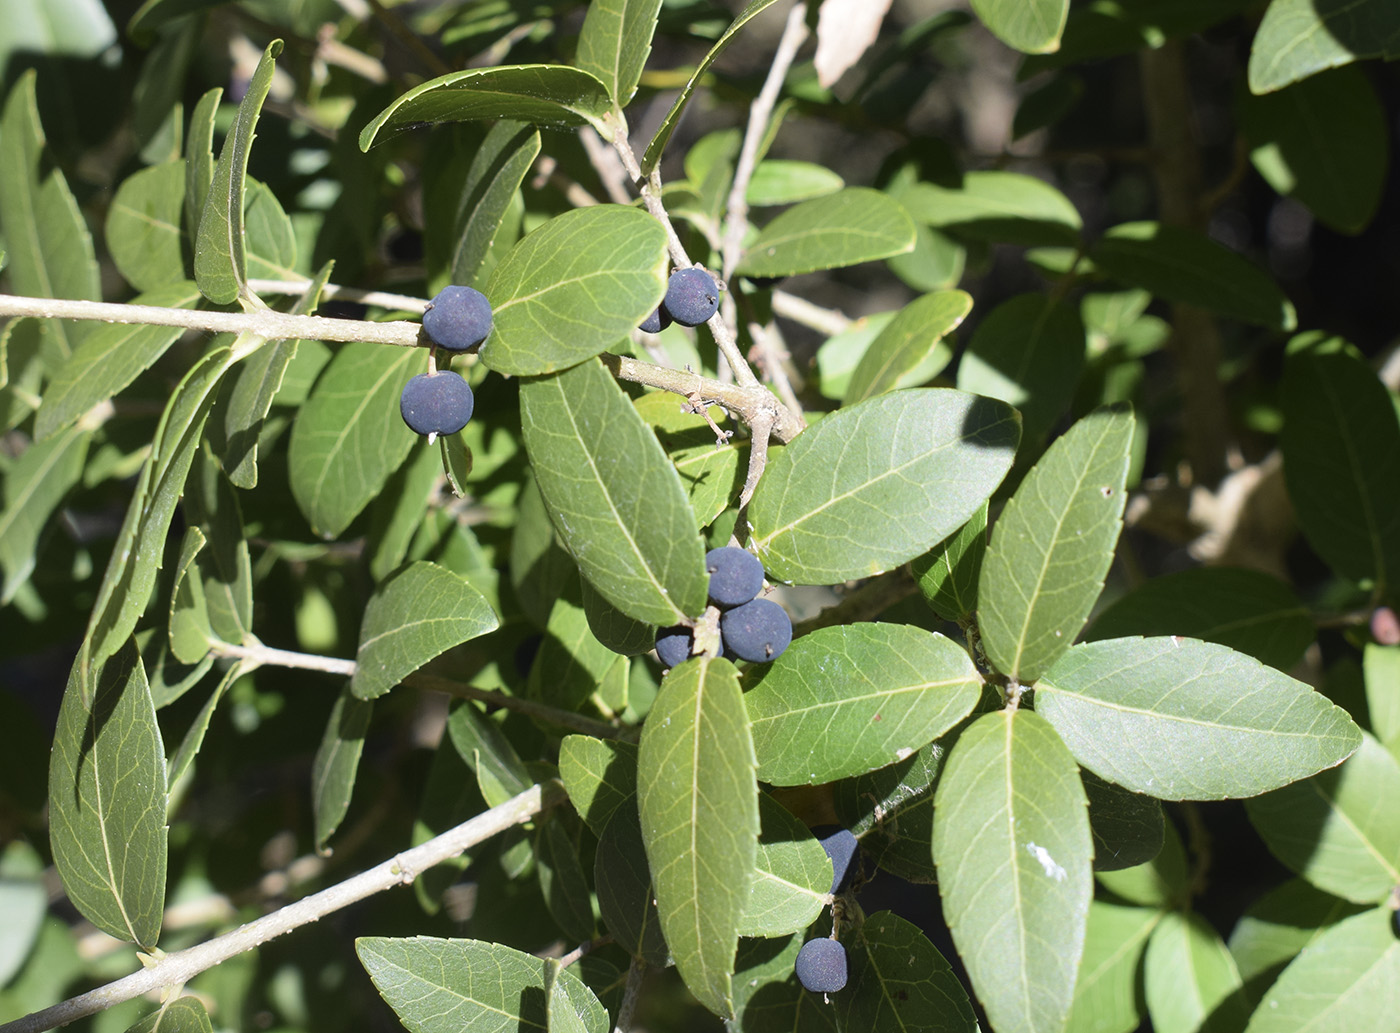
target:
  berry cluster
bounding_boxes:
[654,547,792,667]
[400,286,492,439]
[795,826,862,994]
[639,267,721,334]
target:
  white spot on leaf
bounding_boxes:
[1026,842,1067,881]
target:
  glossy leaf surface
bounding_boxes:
[576,0,663,105]
[736,188,916,278]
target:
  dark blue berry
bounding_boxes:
[400,371,475,436]
[663,268,719,327]
[655,625,724,668]
[810,825,860,894]
[640,306,672,334]
[795,938,847,993]
[720,597,791,663]
[705,547,764,608]
[422,285,492,351]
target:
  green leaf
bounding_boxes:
[843,289,969,405]
[1229,879,1367,1000]
[911,501,987,623]
[356,937,608,1033]
[970,0,1068,53]
[838,911,980,1033]
[595,803,669,965]
[184,88,220,245]
[1143,911,1249,1033]
[736,188,916,278]
[1086,567,1314,674]
[0,842,47,987]
[0,71,100,361]
[731,935,839,1032]
[0,422,89,605]
[287,342,419,539]
[526,578,619,712]
[48,639,167,948]
[1065,901,1159,1033]
[1082,769,1164,872]
[576,0,663,106]
[445,700,531,809]
[35,283,203,442]
[749,389,1019,585]
[1239,66,1387,234]
[124,997,215,1033]
[1241,907,1400,1033]
[167,527,212,664]
[895,171,1082,247]
[194,39,283,306]
[481,205,667,376]
[312,687,373,850]
[740,794,828,937]
[955,294,1087,444]
[1037,637,1363,800]
[106,160,187,291]
[359,65,614,150]
[978,406,1134,683]
[509,471,577,629]
[128,0,227,41]
[411,728,487,915]
[183,449,253,646]
[1090,222,1296,329]
[164,662,238,793]
[580,577,655,657]
[243,179,298,281]
[745,623,981,785]
[536,815,595,942]
[1095,818,1189,909]
[834,738,948,883]
[1245,732,1400,903]
[746,160,845,206]
[519,357,708,626]
[351,562,499,700]
[558,736,637,836]
[637,657,758,1017]
[1365,645,1400,756]
[636,392,747,529]
[1248,0,1400,94]
[641,0,784,175]
[932,708,1092,1033]
[1280,345,1400,590]
[220,265,332,488]
[448,120,540,286]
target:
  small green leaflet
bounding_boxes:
[1037,637,1363,800]
[124,997,215,1033]
[48,639,167,949]
[448,121,540,286]
[1095,818,1189,909]
[0,422,89,604]
[1065,901,1159,1033]
[637,658,758,1018]
[1143,911,1250,1033]
[105,160,187,291]
[736,188,917,278]
[1248,0,1400,94]
[970,0,1068,54]
[351,562,499,700]
[1082,769,1164,872]
[911,502,987,623]
[843,289,969,405]
[312,687,373,850]
[576,0,664,106]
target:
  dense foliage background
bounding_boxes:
[2,1,1399,1033]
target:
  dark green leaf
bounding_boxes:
[519,357,708,626]
[1082,769,1164,872]
[580,577,656,656]
[933,708,1092,1033]
[194,40,283,306]
[128,0,228,41]
[595,803,669,965]
[356,937,608,1033]
[0,422,89,604]
[536,815,595,942]
[970,0,1068,53]
[895,170,1082,247]
[411,728,487,915]
[312,687,373,850]
[558,736,637,836]
[979,406,1134,683]
[1087,567,1314,674]
[124,997,215,1033]
[1090,222,1296,329]
[509,471,576,629]
[844,289,969,405]
[745,623,981,785]
[526,578,619,712]
[1065,901,1159,1033]
[749,389,1019,585]
[955,293,1087,443]
[834,738,948,883]
[1095,818,1189,909]
[731,935,839,1033]
[106,160,187,291]
[359,66,613,150]
[48,639,166,948]
[164,662,238,792]
[838,911,980,1032]
[183,448,253,646]
[481,205,667,376]
[1142,911,1249,1033]
[287,342,419,539]
[576,0,664,105]
[1280,345,1400,590]
[911,502,987,623]
[445,700,531,808]
[184,89,220,245]
[351,562,499,700]
[740,794,828,938]
[637,658,758,1017]
[1245,732,1400,903]
[242,179,298,281]
[736,188,917,278]
[1248,0,1400,94]
[167,527,212,664]
[448,121,539,286]
[1037,637,1363,800]
[1239,66,1387,233]
[1365,644,1400,756]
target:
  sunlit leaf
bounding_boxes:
[577,0,663,105]
[736,188,917,278]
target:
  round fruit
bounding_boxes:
[422,285,493,351]
[811,825,860,895]
[705,546,765,608]
[720,597,792,663]
[795,937,848,994]
[663,268,720,326]
[655,624,722,668]
[400,370,475,436]
[640,306,671,334]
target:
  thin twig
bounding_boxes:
[0,783,566,1033]
[530,156,602,209]
[612,957,647,1033]
[212,640,357,676]
[579,126,634,206]
[744,318,804,423]
[771,289,852,336]
[246,279,429,312]
[790,568,920,636]
[405,673,632,741]
[721,2,809,283]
